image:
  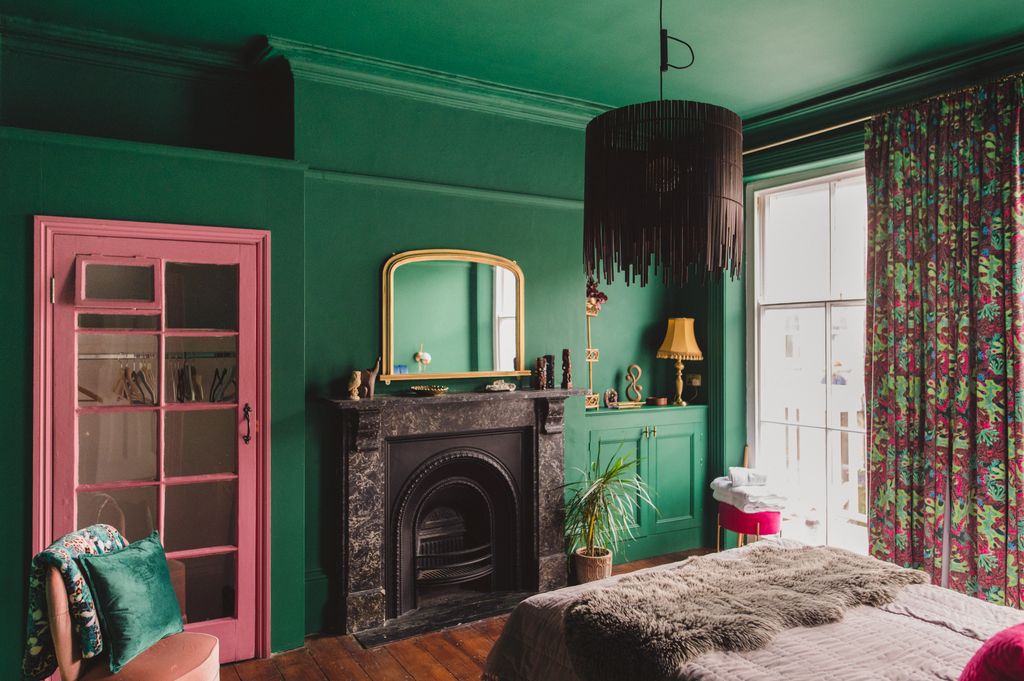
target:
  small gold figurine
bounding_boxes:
[348,371,362,400]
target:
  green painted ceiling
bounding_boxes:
[3,0,1023,118]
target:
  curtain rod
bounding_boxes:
[742,70,1024,157]
[742,116,871,156]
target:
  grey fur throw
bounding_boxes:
[564,544,928,681]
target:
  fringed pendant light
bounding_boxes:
[584,1,743,286]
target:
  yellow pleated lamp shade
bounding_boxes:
[656,318,703,361]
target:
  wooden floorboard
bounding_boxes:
[307,636,373,681]
[274,648,329,681]
[411,632,483,680]
[386,638,459,681]
[224,549,708,680]
[234,656,285,681]
[221,667,244,681]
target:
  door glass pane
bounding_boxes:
[759,423,826,545]
[166,263,239,330]
[165,410,237,477]
[79,313,160,330]
[174,553,236,623]
[78,334,158,406]
[760,307,826,426]
[84,263,155,301]
[79,411,158,484]
[829,305,866,429]
[828,430,868,554]
[831,177,868,300]
[164,482,237,552]
[762,185,830,303]
[165,336,237,404]
[78,487,157,542]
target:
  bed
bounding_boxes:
[483,539,1024,681]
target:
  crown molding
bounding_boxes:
[0,125,306,172]
[0,14,246,82]
[744,34,1024,151]
[305,168,582,210]
[256,36,609,129]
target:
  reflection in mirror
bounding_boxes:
[392,261,518,374]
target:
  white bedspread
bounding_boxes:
[483,540,1024,681]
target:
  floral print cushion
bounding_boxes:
[22,524,128,681]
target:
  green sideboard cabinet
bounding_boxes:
[582,405,709,563]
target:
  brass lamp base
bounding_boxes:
[672,359,686,406]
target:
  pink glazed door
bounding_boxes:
[48,228,261,662]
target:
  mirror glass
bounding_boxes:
[391,260,519,375]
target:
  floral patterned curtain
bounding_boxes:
[865,75,1024,607]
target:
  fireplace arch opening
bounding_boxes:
[415,481,493,607]
[391,446,523,617]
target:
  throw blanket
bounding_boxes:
[22,524,128,681]
[564,544,928,681]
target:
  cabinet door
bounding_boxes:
[585,426,649,538]
[646,423,706,534]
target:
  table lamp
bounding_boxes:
[656,317,703,406]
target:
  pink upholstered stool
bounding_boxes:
[716,501,782,551]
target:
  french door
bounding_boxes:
[36,217,269,663]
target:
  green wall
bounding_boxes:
[0,20,719,669]
[0,128,310,670]
[294,70,703,635]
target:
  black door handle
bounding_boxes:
[242,403,252,444]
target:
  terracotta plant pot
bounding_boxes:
[575,547,613,583]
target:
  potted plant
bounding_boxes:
[564,454,656,583]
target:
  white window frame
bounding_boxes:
[745,161,867,547]
[493,266,517,371]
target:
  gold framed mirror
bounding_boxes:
[381,249,530,383]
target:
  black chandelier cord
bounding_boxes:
[659,0,696,100]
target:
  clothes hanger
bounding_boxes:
[190,364,204,402]
[140,360,157,403]
[209,367,225,403]
[219,365,237,403]
[132,363,154,405]
[78,385,103,403]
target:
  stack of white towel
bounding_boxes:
[710,467,787,513]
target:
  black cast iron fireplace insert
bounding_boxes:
[387,429,532,618]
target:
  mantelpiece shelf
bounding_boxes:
[330,388,583,410]
[585,404,708,417]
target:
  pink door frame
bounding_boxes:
[33,215,272,658]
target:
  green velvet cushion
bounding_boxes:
[77,531,184,673]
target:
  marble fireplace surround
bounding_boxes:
[332,388,581,633]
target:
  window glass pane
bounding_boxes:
[79,411,158,484]
[78,486,157,542]
[831,177,868,300]
[84,264,154,301]
[828,430,868,554]
[79,313,160,330]
[760,307,826,426]
[496,318,516,371]
[829,305,866,430]
[495,266,517,316]
[165,263,238,330]
[761,184,830,303]
[165,410,237,477]
[165,336,237,404]
[759,423,826,545]
[172,553,236,624]
[164,481,237,552]
[77,334,158,406]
